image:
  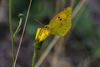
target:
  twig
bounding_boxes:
[9,0,15,65]
[72,0,86,19]
[13,0,33,67]
[72,0,86,28]
[35,36,60,67]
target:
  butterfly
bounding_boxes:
[35,6,72,42]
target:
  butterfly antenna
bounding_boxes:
[33,18,44,26]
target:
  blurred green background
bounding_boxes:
[12,0,100,67]
[0,0,100,67]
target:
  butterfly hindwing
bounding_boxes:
[48,6,72,36]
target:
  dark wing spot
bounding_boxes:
[58,16,60,18]
[58,16,63,21]
[60,18,62,21]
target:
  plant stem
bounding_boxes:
[9,0,15,65]
[31,41,39,67]
[35,36,60,67]
[13,14,23,38]
[13,0,33,67]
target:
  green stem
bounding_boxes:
[13,13,23,38]
[31,41,39,67]
[9,0,15,65]
[13,0,33,67]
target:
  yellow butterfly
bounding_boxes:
[35,6,72,42]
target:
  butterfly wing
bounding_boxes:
[35,27,49,42]
[48,6,72,36]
